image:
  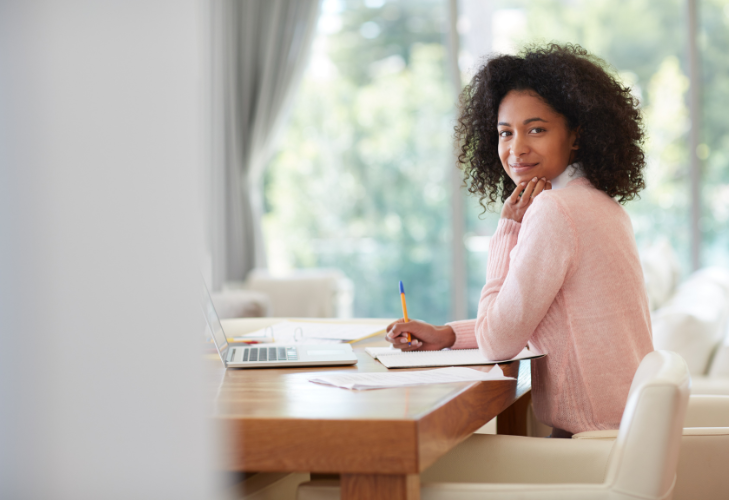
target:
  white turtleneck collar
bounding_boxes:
[550,162,584,190]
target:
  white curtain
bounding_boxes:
[209,0,320,289]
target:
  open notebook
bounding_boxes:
[365,346,545,369]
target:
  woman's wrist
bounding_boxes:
[436,325,456,349]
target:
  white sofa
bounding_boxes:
[648,263,729,394]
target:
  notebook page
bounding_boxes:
[373,347,544,369]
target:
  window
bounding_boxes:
[264,0,455,324]
[266,0,729,323]
[699,0,729,267]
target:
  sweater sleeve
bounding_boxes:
[445,218,522,350]
[475,194,577,360]
[447,319,478,349]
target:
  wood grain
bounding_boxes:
[223,417,418,473]
[496,390,532,436]
[417,361,530,471]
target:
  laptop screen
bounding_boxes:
[202,282,229,363]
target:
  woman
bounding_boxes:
[387,44,653,437]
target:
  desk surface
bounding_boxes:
[212,318,532,500]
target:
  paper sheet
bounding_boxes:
[308,365,514,390]
[236,321,387,344]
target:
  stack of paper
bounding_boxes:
[309,365,514,390]
[364,346,545,368]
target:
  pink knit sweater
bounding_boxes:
[448,178,653,433]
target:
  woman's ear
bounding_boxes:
[570,127,581,150]
[568,127,581,164]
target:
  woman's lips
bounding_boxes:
[510,163,539,173]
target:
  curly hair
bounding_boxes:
[455,43,646,209]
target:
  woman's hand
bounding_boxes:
[385,319,456,351]
[501,177,551,223]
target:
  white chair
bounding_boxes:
[211,289,271,319]
[297,350,690,500]
[236,268,354,318]
[574,395,729,500]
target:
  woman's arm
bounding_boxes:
[476,193,577,360]
[387,178,561,353]
[426,180,549,351]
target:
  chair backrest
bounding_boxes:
[604,350,690,499]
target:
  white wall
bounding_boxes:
[0,1,216,498]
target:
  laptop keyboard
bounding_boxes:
[238,346,298,363]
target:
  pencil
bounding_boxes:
[399,281,411,345]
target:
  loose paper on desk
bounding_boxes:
[364,346,545,368]
[236,321,387,344]
[308,365,514,390]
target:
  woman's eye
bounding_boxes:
[530,127,545,134]
[499,130,511,137]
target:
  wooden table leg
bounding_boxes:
[496,391,531,436]
[341,473,419,500]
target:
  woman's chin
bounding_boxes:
[512,174,540,185]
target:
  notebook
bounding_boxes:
[364,346,545,369]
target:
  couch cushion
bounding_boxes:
[696,268,729,378]
[652,271,729,375]
[640,239,681,311]
[708,322,729,378]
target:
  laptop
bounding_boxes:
[202,283,358,369]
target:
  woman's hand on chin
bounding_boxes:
[502,177,551,223]
[385,319,456,351]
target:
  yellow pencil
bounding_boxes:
[399,281,411,344]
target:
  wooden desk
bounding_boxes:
[212,318,531,500]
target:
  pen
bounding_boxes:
[399,280,411,345]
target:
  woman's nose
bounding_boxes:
[510,134,530,156]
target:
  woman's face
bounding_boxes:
[497,90,579,185]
